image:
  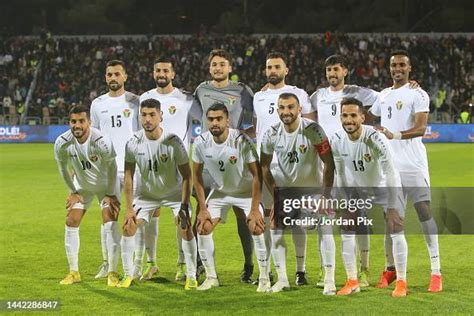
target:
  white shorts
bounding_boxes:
[133,192,192,223]
[206,189,263,223]
[71,178,121,210]
[400,170,431,204]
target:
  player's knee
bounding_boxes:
[250,225,264,236]
[197,221,213,235]
[386,218,404,234]
[65,217,80,227]
[414,201,432,221]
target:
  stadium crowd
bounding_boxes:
[0,33,472,124]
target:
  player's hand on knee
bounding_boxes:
[247,209,265,235]
[66,192,83,210]
[178,203,191,230]
[103,195,120,216]
[123,209,137,231]
[196,209,212,234]
[386,208,404,233]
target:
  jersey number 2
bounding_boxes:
[218,160,225,172]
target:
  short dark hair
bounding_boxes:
[390,49,410,64]
[340,97,364,112]
[325,54,347,68]
[140,98,161,110]
[153,57,174,70]
[266,52,287,65]
[208,49,232,64]
[206,102,229,117]
[106,60,126,71]
[278,92,300,105]
[69,104,90,118]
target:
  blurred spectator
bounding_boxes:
[2,33,473,124]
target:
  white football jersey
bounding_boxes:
[310,85,379,139]
[253,85,312,152]
[370,84,430,172]
[140,88,201,151]
[192,129,258,195]
[261,118,326,187]
[54,128,116,192]
[90,92,140,172]
[125,129,189,199]
[331,125,401,188]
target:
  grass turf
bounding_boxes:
[0,143,473,314]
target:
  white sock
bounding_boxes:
[356,234,370,270]
[65,226,80,271]
[384,222,395,269]
[270,229,288,284]
[176,226,185,264]
[421,218,441,275]
[320,225,335,285]
[100,224,108,263]
[264,216,272,265]
[121,236,135,277]
[145,217,159,263]
[134,225,146,269]
[198,234,217,278]
[104,221,120,273]
[182,237,197,279]
[391,232,408,281]
[318,225,324,270]
[291,225,307,272]
[341,232,357,280]
[252,234,269,280]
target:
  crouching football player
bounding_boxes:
[118,98,197,289]
[331,97,408,297]
[54,105,121,286]
[193,102,270,292]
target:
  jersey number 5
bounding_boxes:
[111,115,122,127]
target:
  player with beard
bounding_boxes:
[330,97,408,297]
[251,52,315,286]
[54,105,121,286]
[90,60,140,282]
[194,49,256,283]
[260,93,335,294]
[139,58,201,281]
[192,102,270,292]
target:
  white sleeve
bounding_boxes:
[240,134,258,164]
[90,101,100,129]
[331,141,346,188]
[192,137,204,164]
[368,132,401,208]
[413,89,430,113]
[170,135,189,165]
[358,87,379,106]
[299,90,312,114]
[54,139,77,193]
[260,129,274,155]
[370,96,382,117]
[309,91,318,113]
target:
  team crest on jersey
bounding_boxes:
[229,155,237,164]
[363,153,372,162]
[89,154,98,162]
[160,154,169,162]
[123,108,131,118]
[299,144,308,153]
[227,96,237,106]
[168,105,177,115]
[396,101,403,110]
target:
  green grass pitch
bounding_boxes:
[0,143,473,314]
